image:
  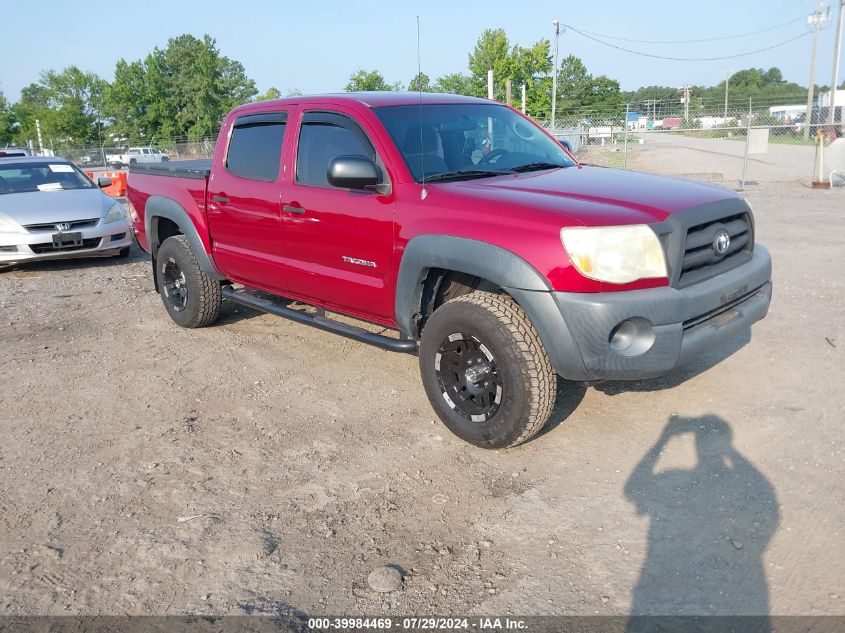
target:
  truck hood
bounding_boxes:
[0,189,113,225]
[448,165,739,224]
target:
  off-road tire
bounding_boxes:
[419,291,556,449]
[155,235,222,328]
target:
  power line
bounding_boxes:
[571,16,805,44]
[562,24,811,61]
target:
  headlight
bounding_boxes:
[103,203,126,223]
[561,224,667,284]
[0,214,25,233]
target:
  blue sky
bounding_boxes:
[1,0,842,100]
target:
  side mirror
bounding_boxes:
[327,155,379,190]
[561,140,573,153]
[97,177,113,188]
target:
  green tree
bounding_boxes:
[255,87,282,101]
[467,28,511,93]
[408,72,431,92]
[0,91,15,145]
[104,34,257,142]
[11,67,105,147]
[103,59,149,142]
[466,29,552,116]
[432,73,476,95]
[554,55,622,116]
[345,69,401,91]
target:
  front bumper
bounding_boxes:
[0,219,132,264]
[510,245,772,382]
[556,245,772,380]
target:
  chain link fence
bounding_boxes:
[22,135,220,170]
[543,99,844,188]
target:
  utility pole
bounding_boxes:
[828,0,844,124]
[723,69,732,122]
[805,0,831,139]
[487,69,494,100]
[681,86,691,122]
[521,83,527,114]
[551,19,561,132]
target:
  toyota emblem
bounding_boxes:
[713,229,731,256]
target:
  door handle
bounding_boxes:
[283,204,306,215]
[212,195,230,204]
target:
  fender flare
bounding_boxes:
[144,195,225,280]
[394,234,589,380]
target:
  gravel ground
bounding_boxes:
[0,181,843,618]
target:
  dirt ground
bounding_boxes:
[0,180,843,619]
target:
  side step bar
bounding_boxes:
[222,286,418,354]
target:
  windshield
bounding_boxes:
[0,162,94,195]
[374,103,575,182]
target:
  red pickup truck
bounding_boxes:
[126,92,772,449]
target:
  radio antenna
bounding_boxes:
[417,15,427,200]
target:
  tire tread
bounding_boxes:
[158,235,222,328]
[431,291,556,447]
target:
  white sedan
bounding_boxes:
[0,157,132,264]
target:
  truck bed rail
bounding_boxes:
[129,159,212,179]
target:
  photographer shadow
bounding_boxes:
[625,415,779,632]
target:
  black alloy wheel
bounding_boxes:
[162,258,188,312]
[435,332,503,423]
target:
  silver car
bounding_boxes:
[0,157,132,264]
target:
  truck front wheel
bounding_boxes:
[419,291,557,449]
[155,235,222,328]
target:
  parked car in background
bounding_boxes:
[0,157,132,264]
[794,107,844,138]
[126,92,772,449]
[0,147,32,157]
[109,147,170,169]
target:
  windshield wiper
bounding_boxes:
[423,169,511,183]
[510,162,568,173]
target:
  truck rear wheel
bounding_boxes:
[419,291,557,449]
[155,235,222,328]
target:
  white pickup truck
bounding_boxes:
[108,147,170,168]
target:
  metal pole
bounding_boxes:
[804,0,829,139]
[35,119,44,155]
[742,97,751,189]
[828,0,845,125]
[521,83,526,114]
[487,69,494,139]
[623,104,629,169]
[723,69,731,121]
[551,20,560,133]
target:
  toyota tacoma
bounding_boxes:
[125,93,772,449]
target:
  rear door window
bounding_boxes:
[226,112,287,181]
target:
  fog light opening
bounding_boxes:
[609,318,656,357]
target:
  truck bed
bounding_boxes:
[129,159,211,179]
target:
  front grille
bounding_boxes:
[24,218,100,232]
[677,212,753,287]
[30,238,102,254]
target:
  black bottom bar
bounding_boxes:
[222,286,417,354]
